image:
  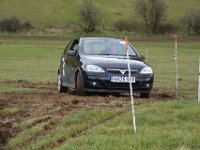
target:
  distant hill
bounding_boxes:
[0,0,200,28]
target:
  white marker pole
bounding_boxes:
[198,56,200,103]
[145,49,148,62]
[125,37,136,133]
[174,35,179,98]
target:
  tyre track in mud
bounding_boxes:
[0,80,127,149]
[0,80,173,150]
[49,108,129,149]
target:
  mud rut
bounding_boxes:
[0,80,173,149]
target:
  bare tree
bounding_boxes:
[135,0,166,34]
[182,10,200,35]
[78,1,101,33]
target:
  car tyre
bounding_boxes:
[57,74,68,93]
[76,72,85,95]
[140,93,150,98]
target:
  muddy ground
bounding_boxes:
[0,80,173,149]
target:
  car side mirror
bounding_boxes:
[67,50,77,57]
[139,54,145,60]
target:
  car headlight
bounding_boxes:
[140,67,153,74]
[84,65,105,73]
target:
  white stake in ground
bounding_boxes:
[145,49,148,62]
[125,37,136,133]
[198,56,200,103]
[174,35,179,98]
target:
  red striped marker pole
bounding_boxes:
[125,37,136,133]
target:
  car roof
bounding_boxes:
[80,37,125,41]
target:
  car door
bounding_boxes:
[60,40,73,87]
[63,39,79,88]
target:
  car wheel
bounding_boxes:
[76,72,85,95]
[57,74,68,93]
[140,93,150,98]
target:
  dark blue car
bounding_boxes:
[57,37,154,98]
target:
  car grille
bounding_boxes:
[106,69,138,75]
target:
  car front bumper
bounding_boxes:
[82,71,153,93]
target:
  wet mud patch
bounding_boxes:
[0,80,57,92]
[0,80,176,149]
[0,91,129,149]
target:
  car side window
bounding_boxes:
[64,41,73,55]
[63,39,79,56]
[63,39,79,57]
[70,39,79,51]
[72,44,79,51]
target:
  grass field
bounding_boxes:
[0,37,200,149]
[0,38,65,82]
[57,100,200,150]
[5,100,200,150]
[1,1,200,149]
[0,37,199,98]
[0,0,200,27]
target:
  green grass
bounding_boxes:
[0,38,199,98]
[0,38,65,82]
[7,100,200,150]
[7,122,48,149]
[0,107,22,117]
[7,108,122,150]
[1,38,200,149]
[56,100,200,150]
[0,85,37,93]
[0,0,200,27]
[134,42,199,99]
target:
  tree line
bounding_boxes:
[78,0,200,35]
[0,0,200,35]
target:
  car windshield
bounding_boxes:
[82,39,138,57]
